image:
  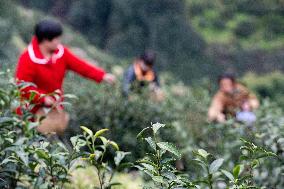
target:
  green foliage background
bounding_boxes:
[0,0,284,188]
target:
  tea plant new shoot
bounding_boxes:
[71,126,131,189]
[221,139,278,189]
[136,123,197,189]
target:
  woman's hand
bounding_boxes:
[44,96,56,107]
[217,113,226,123]
[103,73,116,85]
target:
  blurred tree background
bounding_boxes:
[1,0,283,114]
[11,0,284,82]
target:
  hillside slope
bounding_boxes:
[1,1,284,84]
[186,0,284,75]
[0,1,117,71]
[186,0,284,50]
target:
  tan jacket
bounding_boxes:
[208,84,259,122]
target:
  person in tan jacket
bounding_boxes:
[208,74,259,123]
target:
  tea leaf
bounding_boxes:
[209,158,224,174]
[145,137,156,150]
[152,123,165,134]
[157,142,181,159]
[80,126,93,137]
[221,170,234,181]
[94,128,109,137]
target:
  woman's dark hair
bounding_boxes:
[218,73,236,84]
[35,20,63,43]
[140,50,156,66]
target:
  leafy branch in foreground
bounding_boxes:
[192,149,224,189]
[71,126,131,189]
[136,123,197,189]
[136,123,279,189]
[221,138,277,189]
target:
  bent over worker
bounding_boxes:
[15,20,115,135]
[208,73,259,123]
[123,51,163,101]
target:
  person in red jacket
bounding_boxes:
[15,20,115,135]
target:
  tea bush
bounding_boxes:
[64,74,205,162]
[62,71,284,188]
[0,72,283,188]
[0,74,130,189]
[242,72,284,107]
[136,123,279,189]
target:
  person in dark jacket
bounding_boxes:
[123,51,161,97]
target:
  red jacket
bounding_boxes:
[15,37,106,113]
